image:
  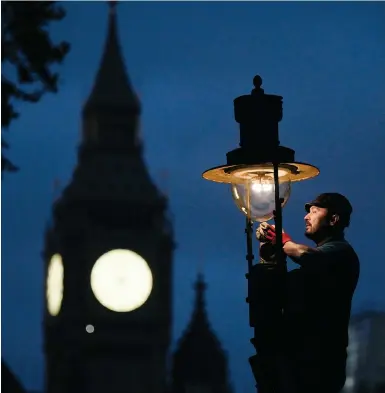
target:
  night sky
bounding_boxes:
[2,2,385,391]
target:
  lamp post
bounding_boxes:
[202,76,319,393]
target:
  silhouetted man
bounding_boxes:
[257,192,360,393]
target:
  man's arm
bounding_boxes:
[283,241,318,263]
[259,239,319,265]
[284,241,348,272]
[256,222,345,270]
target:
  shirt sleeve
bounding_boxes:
[296,241,350,272]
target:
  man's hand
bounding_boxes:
[256,222,292,245]
[256,222,274,242]
[257,223,319,264]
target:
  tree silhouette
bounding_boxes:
[1,1,70,173]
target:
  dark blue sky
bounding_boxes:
[2,1,385,391]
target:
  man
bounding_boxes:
[257,192,360,393]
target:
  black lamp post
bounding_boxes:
[202,76,319,393]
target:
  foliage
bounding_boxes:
[1,1,70,173]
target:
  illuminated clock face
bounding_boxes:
[90,249,153,312]
[46,254,64,316]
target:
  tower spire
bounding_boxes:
[171,274,234,393]
[108,0,117,12]
[83,2,140,114]
[192,273,208,325]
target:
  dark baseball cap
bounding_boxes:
[305,193,353,226]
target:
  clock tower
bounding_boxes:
[43,4,174,393]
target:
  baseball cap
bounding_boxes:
[305,193,353,226]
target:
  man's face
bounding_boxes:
[304,205,331,240]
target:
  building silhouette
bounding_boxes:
[1,359,27,393]
[344,311,385,393]
[41,3,233,393]
[171,274,234,393]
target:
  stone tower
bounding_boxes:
[42,4,174,393]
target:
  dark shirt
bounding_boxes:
[283,236,360,363]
